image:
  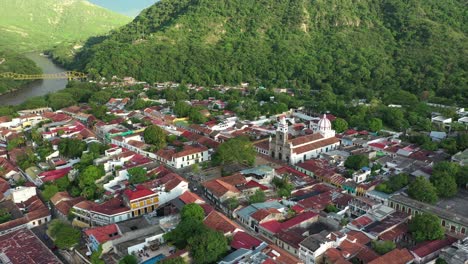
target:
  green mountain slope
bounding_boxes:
[74,0,467,104]
[0,0,131,52]
[0,51,42,94]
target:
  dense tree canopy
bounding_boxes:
[181,203,205,222]
[143,125,167,150]
[408,176,438,204]
[212,137,255,166]
[67,0,467,107]
[127,167,148,184]
[344,155,369,170]
[48,220,81,249]
[332,118,348,133]
[409,213,445,242]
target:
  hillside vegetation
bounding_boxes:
[0,0,131,52]
[70,0,467,105]
[0,51,42,94]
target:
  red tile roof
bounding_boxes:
[368,248,414,264]
[39,167,71,182]
[350,215,374,229]
[203,211,239,235]
[178,191,204,204]
[231,231,262,250]
[123,185,155,201]
[245,180,269,191]
[250,208,281,222]
[379,223,408,241]
[0,228,62,264]
[293,137,340,154]
[411,236,457,258]
[260,212,318,234]
[84,224,121,244]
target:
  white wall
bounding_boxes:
[11,186,37,203]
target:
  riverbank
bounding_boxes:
[0,52,68,106]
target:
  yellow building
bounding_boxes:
[124,186,159,217]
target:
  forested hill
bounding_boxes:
[73,0,467,104]
[0,0,131,52]
[0,51,42,94]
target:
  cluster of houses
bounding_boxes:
[0,89,466,264]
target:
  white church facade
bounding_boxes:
[269,115,340,164]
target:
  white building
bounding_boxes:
[155,145,210,169]
[269,115,340,164]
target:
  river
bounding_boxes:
[0,52,68,106]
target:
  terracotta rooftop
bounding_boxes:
[84,224,121,244]
[203,211,239,235]
[289,133,324,146]
[231,231,262,250]
[251,208,281,222]
[368,248,414,264]
[411,236,457,258]
[123,185,156,201]
[178,191,204,204]
[0,228,62,264]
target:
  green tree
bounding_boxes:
[164,217,207,249]
[143,125,166,150]
[368,118,383,132]
[435,258,448,264]
[90,245,105,264]
[225,197,239,211]
[173,101,191,117]
[272,176,294,198]
[188,229,228,264]
[332,118,348,133]
[58,138,87,158]
[48,92,76,110]
[119,255,138,264]
[127,167,147,184]
[344,155,369,170]
[324,204,339,213]
[408,177,438,204]
[48,220,81,249]
[212,137,255,166]
[79,165,104,188]
[0,208,12,224]
[431,162,460,198]
[409,213,445,243]
[371,240,396,255]
[42,184,59,201]
[249,189,266,204]
[181,203,205,222]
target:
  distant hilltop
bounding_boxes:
[0,0,131,52]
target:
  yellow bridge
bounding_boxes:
[0,71,86,80]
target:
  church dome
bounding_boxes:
[318,114,332,131]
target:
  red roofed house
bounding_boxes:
[73,198,131,226]
[410,236,457,264]
[85,224,121,252]
[259,212,319,241]
[203,210,241,236]
[50,191,85,220]
[202,174,246,209]
[123,185,158,218]
[368,248,414,264]
[231,231,262,250]
[0,157,20,180]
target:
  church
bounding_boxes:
[269,115,340,164]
